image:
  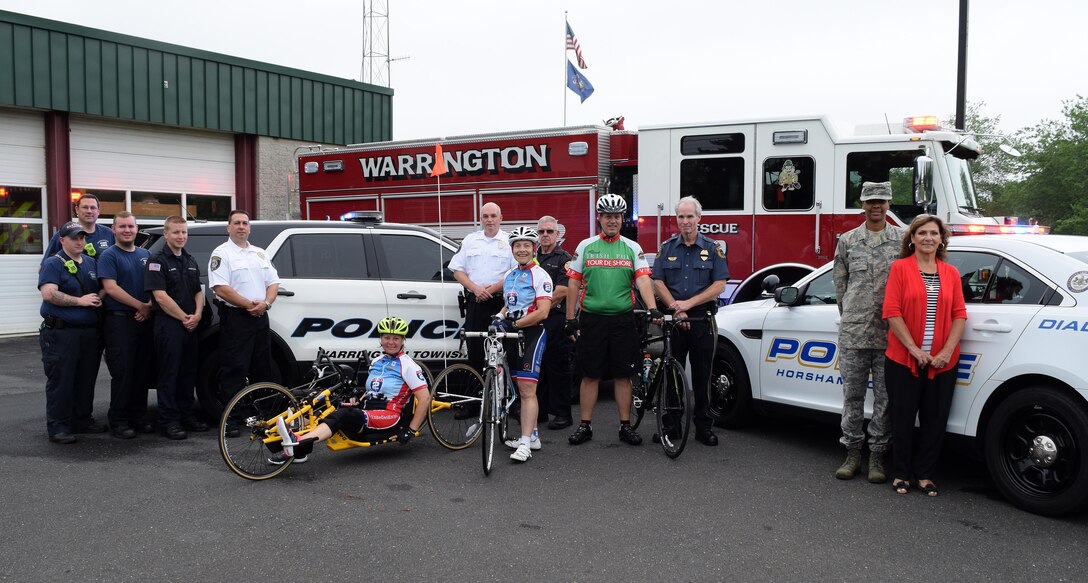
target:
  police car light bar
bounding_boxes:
[951,224,1050,235]
[340,210,384,223]
[904,115,941,133]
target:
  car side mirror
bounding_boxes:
[761,274,780,295]
[775,286,800,305]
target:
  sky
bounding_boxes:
[2,0,1084,142]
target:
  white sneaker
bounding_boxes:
[275,417,297,457]
[509,443,532,462]
[504,438,541,451]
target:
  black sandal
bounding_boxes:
[892,479,910,495]
[920,482,939,497]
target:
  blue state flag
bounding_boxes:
[566,60,594,103]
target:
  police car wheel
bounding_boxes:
[711,342,753,429]
[984,386,1088,517]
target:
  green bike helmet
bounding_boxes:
[377,316,410,336]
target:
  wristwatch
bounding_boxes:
[264,301,272,311]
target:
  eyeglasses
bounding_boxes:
[538,229,556,234]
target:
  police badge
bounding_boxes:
[210,255,222,271]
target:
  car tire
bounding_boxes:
[984,386,1088,516]
[710,341,754,429]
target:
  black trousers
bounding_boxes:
[464,294,505,374]
[671,317,717,431]
[40,324,100,436]
[217,306,273,402]
[538,310,573,419]
[885,358,956,480]
[104,313,153,427]
[154,314,200,426]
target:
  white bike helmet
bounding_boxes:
[508,226,538,244]
[596,193,627,215]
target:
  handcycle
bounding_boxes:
[630,309,710,459]
[460,324,523,476]
[218,348,434,480]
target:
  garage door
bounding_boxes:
[0,108,47,336]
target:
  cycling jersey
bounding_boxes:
[567,233,651,315]
[363,352,428,414]
[502,263,553,319]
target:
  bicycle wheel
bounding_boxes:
[219,382,300,480]
[428,364,484,450]
[655,358,693,459]
[481,369,498,476]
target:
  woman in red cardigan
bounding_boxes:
[882,215,967,497]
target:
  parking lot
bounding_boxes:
[3,334,1087,582]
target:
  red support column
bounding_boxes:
[44,111,72,235]
[234,134,258,217]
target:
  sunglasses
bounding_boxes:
[538,229,557,234]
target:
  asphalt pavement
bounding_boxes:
[2,334,1087,582]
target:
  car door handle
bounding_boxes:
[277,288,295,297]
[397,292,427,300]
[972,322,1013,333]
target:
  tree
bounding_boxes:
[1005,96,1088,235]
[944,101,1015,210]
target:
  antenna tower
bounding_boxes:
[361,0,390,86]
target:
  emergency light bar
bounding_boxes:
[951,224,1050,235]
[904,115,941,133]
[340,210,383,223]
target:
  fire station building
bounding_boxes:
[0,10,393,335]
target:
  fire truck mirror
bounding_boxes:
[913,155,934,207]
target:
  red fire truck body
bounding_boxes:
[297,116,1037,297]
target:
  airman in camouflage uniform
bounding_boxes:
[833,181,903,483]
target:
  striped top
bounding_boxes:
[920,271,940,352]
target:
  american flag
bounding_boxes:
[566,22,587,69]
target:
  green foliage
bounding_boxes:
[952,97,1088,235]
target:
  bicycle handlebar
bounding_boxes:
[633,309,712,324]
[460,329,524,340]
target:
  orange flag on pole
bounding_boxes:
[430,143,447,177]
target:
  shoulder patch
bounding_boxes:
[564,260,571,271]
[543,282,553,293]
[717,246,726,259]
[149,262,161,272]
[210,256,222,271]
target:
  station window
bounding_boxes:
[188,194,232,221]
[72,189,126,220]
[763,157,814,211]
[0,185,45,255]
[132,192,184,220]
[680,158,744,211]
[845,150,925,223]
[680,133,745,155]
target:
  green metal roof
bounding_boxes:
[0,9,392,143]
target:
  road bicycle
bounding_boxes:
[218,348,434,480]
[631,310,709,459]
[461,325,523,476]
[427,361,485,450]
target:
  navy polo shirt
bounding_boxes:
[651,233,729,301]
[38,252,101,325]
[43,223,114,261]
[98,245,151,312]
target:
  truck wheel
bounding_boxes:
[984,386,1088,516]
[710,341,754,429]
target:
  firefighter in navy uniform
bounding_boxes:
[145,216,207,440]
[651,196,729,446]
[37,221,107,444]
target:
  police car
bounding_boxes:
[142,212,465,418]
[711,234,1088,516]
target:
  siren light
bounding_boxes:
[904,115,941,133]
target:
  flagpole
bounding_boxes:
[563,11,568,126]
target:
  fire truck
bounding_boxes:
[297,115,1042,300]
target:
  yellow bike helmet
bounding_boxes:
[377,316,410,336]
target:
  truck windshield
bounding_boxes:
[944,152,982,216]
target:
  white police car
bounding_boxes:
[711,234,1088,516]
[143,213,466,417]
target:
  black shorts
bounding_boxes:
[576,311,639,380]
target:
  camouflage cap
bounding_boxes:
[859,181,893,201]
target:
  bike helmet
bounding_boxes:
[508,226,538,245]
[596,193,627,215]
[377,316,410,336]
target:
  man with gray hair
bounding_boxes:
[534,215,575,429]
[832,181,903,482]
[651,196,728,446]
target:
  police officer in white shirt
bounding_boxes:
[449,202,518,373]
[208,210,281,436]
